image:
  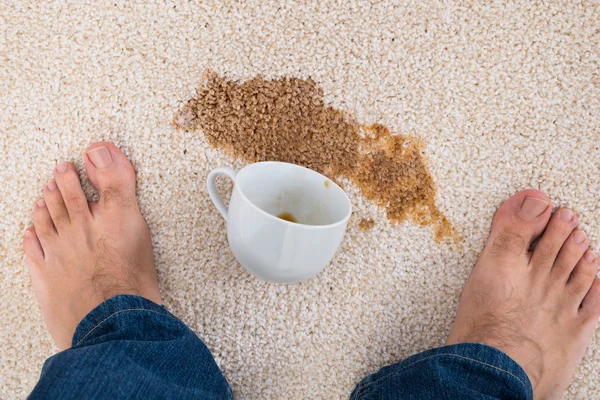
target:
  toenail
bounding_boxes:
[37,199,46,208]
[573,230,587,244]
[56,162,69,173]
[87,146,113,168]
[24,230,31,238]
[47,180,57,191]
[560,209,574,222]
[585,251,596,263]
[519,197,549,220]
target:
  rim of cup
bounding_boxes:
[234,161,353,230]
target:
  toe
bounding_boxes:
[84,142,137,210]
[33,199,56,248]
[43,179,71,229]
[484,189,551,260]
[567,251,598,308]
[551,229,589,280]
[88,200,99,214]
[530,209,579,271]
[23,226,44,263]
[580,269,600,319]
[53,162,91,219]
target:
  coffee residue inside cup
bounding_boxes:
[174,70,455,241]
[277,212,298,223]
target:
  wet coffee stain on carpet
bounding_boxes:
[358,218,375,231]
[174,71,455,241]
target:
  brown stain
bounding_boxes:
[359,218,375,231]
[175,70,455,241]
[277,212,298,223]
[324,180,330,188]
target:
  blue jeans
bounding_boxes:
[30,295,532,399]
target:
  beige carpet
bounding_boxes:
[1,1,599,398]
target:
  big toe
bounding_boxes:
[85,142,137,210]
[485,189,552,260]
[581,273,600,320]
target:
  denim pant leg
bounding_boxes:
[351,343,533,400]
[29,295,232,400]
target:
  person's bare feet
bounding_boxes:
[447,189,600,399]
[22,142,161,351]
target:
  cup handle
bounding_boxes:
[206,167,238,221]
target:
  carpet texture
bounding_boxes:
[1,1,599,399]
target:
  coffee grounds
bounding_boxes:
[175,70,455,241]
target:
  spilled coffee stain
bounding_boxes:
[175,70,455,241]
[359,218,375,231]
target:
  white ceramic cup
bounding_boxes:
[207,161,352,283]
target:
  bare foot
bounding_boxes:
[447,189,600,399]
[23,143,161,350]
